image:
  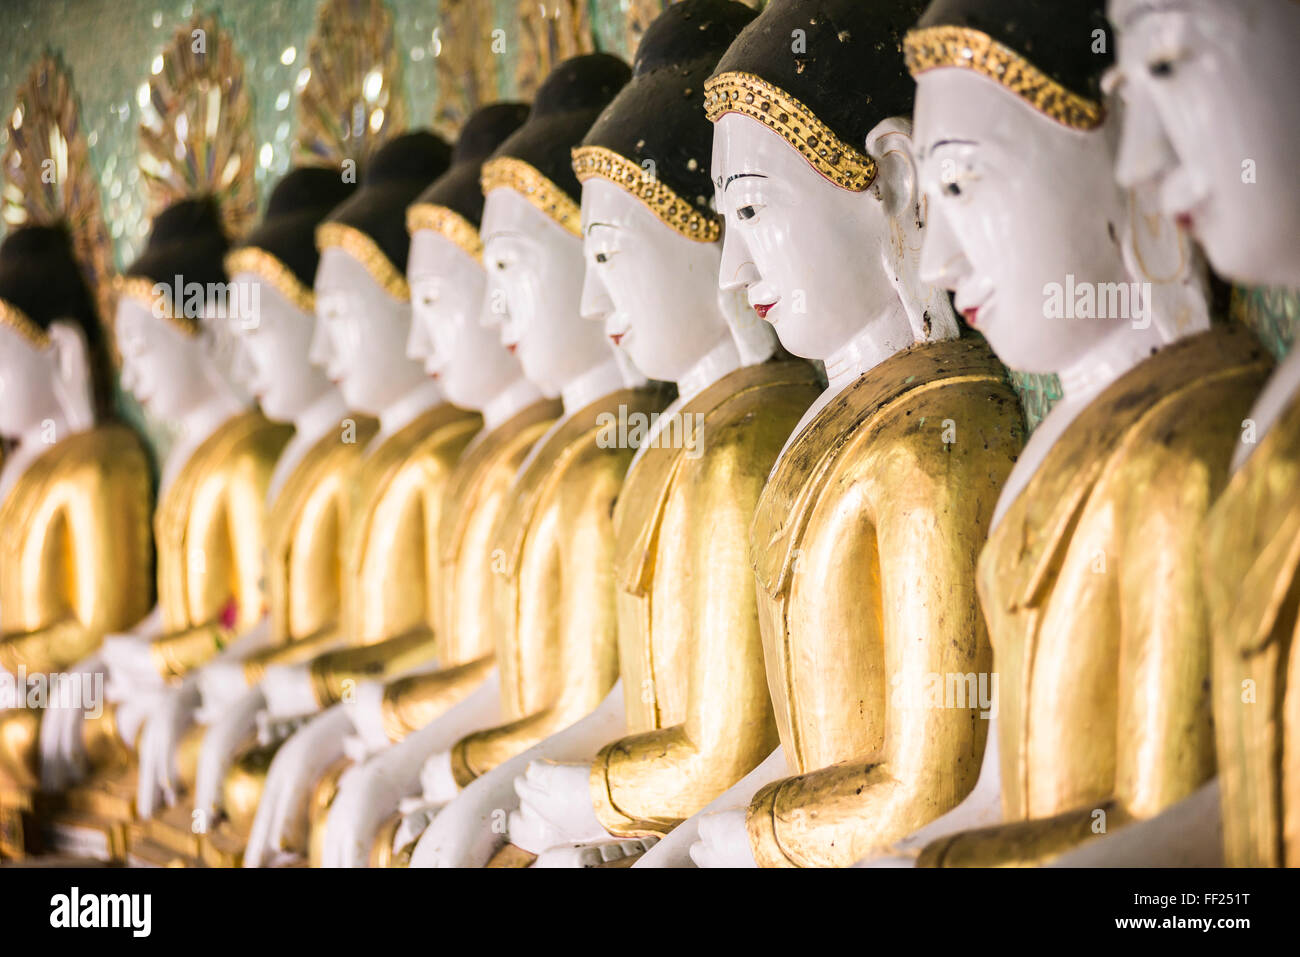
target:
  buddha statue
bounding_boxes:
[480,0,825,870]
[0,55,155,860]
[236,130,487,867]
[644,0,1026,870]
[39,20,297,861]
[307,102,573,868]
[1055,0,1300,868]
[402,54,715,870]
[121,165,373,867]
[852,0,1273,868]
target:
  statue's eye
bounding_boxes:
[736,205,758,221]
[595,252,609,264]
[494,260,507,271]
[944,181,963,198]
[1148,57,1176,78]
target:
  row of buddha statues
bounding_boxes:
[0,0,1297,869]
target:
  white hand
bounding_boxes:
[39,656,102,790]
[320,731,433,868]
[259,664,319,719]
[346,680,393,753]
[100,632,166,698]
[135,679,200,819]
[243,705,351,867]
[419,750,460,806]
[689,807,757,868]
[193,686,265,820]
[508,760,608,854]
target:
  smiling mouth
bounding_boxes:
[505,343,518,354]
[753,302,777,320]
[610,332,625,345]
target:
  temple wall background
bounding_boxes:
[0,0,1294,456]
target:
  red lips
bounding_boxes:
[506,343,517,354]
[610,333,624,345]
[753,302,776,319]
[962,308,980,328]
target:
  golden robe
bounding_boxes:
[272,403,481,864]
[129,415,377,867]
[0,424,155,858]
[377,398,561,742]
[303,403,481,705]
[919,325,1270,867]
[448,385,669,785]
[1204,386,1300,867]
[745,337,1025,868]
[590,361,821,836]
[51,410,290,859]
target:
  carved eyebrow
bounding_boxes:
[920,138,979,161]
[584,221,617,236]
[724,172,768,191]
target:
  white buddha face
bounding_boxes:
[914,70,1129,374]
[711,113,899,362]
[229,274,332,423]
[406,229,523,411]
[579,178,730,383]
[0,321,61,437]
[310,247,425,416]
[115,297,217,421]
[1109,0,1300,287]
[480,187,617,397]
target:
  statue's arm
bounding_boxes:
[305,627,439,708]
[1112,437,1219,818]
[452,471,619,784]
[593,442,778,835]
[746,437,997,868]
[0,448,154,673]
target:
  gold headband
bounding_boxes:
[904,26,1105,131]
[224,247,315,314]
[316,222,410,300]
[114,275,200,336]
[571,146,721,243]
[406,203,484,263]
[703,71,877,192]
[0,299,50,348]
[480,157,583,237]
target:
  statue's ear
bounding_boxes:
[47,320,96,430]
[865,116,918,222]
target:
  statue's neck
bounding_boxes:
[481,375,544,432]
[1055,323,1168,406]
[268,388,348,505]
[991,320,1175,532]
[377,379,444,439]
[560,357,631,416]
[0,410,73,504]
[822,301,916,399]
[772,299,918,473]
[675,334,743,406]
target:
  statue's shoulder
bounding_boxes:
[1072,326,1268,519]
